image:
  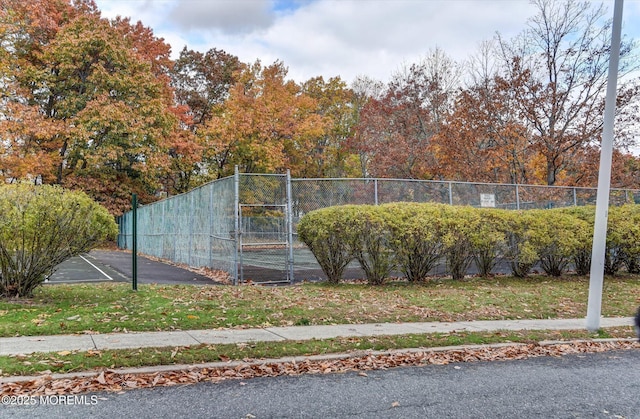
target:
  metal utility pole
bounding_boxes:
[586,0,624,331]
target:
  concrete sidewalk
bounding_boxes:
[0,317,634,357]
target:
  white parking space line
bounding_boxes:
[79,254,113,281]
[45,254,116,283]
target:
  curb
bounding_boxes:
[2,338,637,385]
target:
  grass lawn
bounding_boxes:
[1,275,638,337]
[1,274,638,376]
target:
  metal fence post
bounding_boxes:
[233,166,240,286]
[116,215,122,248]
[448,182,453,205]
[132,193,138,292]
[374,178,379,205]
[209,184,214,268]
[286,170,294,283]
[516,184,521,210]
[188,192,194,266]
[162,199,166,259]
[573,188,578,206]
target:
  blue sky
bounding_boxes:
[94,0,640,84]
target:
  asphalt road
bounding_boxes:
[4,349,640,418]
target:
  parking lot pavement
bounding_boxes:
[46,253,125,283]
[46,250,223,286]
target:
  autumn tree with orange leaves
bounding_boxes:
[301,76,360,178]
[434,56,533,184]
[164,47,242,192]
[352,48,459,179]
[0,0,187,213]
[198,61,328,179]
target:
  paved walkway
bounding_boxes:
[0,317,634,357]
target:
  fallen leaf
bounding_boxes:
[2,341,637,398]
[96,372,106,385]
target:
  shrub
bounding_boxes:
[382,203,444,282]
[297,206,356,284]
[470,209,508,277]
[529,209,585,277]
[441,206,478,280]
[348,206,395,285]
[557,206,594,276]
[298,201,640,285]
[0,183,118,298]
[607,205,640,275]
[500,210,538,277]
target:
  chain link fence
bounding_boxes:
[118,176,237,280]
[118,172,640,284]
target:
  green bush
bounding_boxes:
[619,206,640,274]
[348,206,395,285]
[500,210,538,277]
[557,206,594,276]
[382,203,444,282]
[470,209,508,277]
[441,206,478,280]
[297,206,355,284]
[529,209,586,277]
[607,205,640,275]
[568,205,640,276]
[0,183,118,298]
[298,201,640,285]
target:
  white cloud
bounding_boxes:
[257,0,539,82]
[94,0,640,84]
[168,0,274,34]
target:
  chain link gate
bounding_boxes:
[236,170,294,284]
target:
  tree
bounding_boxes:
[301,76,359,178]
[346,75,385,178]
[0,183,117,298]
[199,61,325,178]
[171,47,242,130]
[352,48,460,179]
[497,0,640,186]
[163,47,242,192]
[0,0,92,184]
[0,1,182,213]
[45,14,178,211]
[435,57,533,184]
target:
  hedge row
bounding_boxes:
[296,203,640,284]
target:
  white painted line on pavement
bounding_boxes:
[79,254,113,281]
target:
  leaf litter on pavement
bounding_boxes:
[2,340,637,397]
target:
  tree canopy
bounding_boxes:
[1,0,639,214]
